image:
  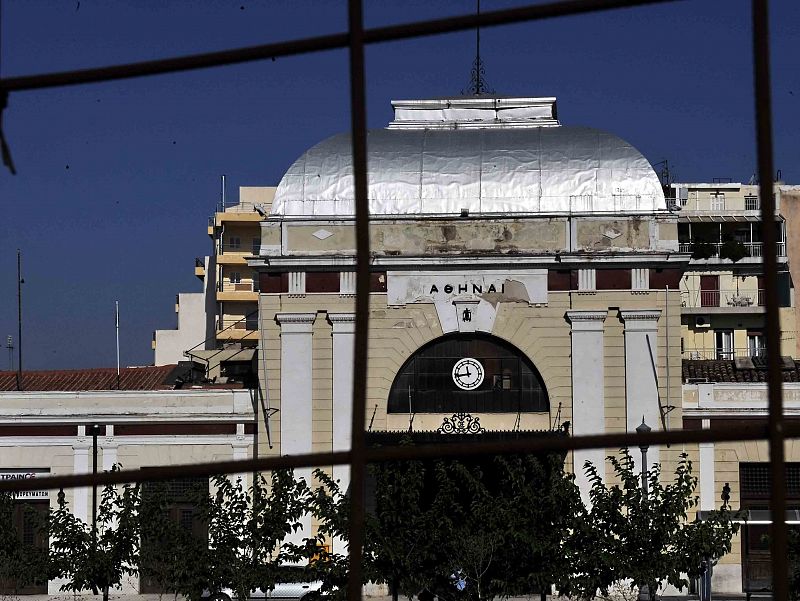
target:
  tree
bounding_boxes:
[567,449,740,600]
[47,468,140,601]
[139,470,311,601]
[308,446,582,601]
[431,453,583,601]
[0,491,48,594]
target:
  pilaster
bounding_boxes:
[620,309,662,470]
[566,310,607,503]
[276,312,316,543]
[329,312,355,553]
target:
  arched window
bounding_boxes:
[387,334,549,414]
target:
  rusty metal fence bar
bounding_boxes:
[346,0,370,599]
[1,0,682,92]
[0,0,787,598]
[0,422,787,492]
[751,0,786,598]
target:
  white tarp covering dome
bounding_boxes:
[270,98,666,217]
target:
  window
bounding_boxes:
[140,477,208,594]
[251,237,260,255]
[229,271,241,284]
[700,275,720,307]
[0,500,48,594]
[227,236,241,250]
[388,334,549,414]
[748,331,765,358]
[745,195,760,211]
[715,329,734,360]
[711,192,726,211]
[740,464,800,592]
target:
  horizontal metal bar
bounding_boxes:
[0,422,774,495]
[363,0,684,44]
[0,0,683,93]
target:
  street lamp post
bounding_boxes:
[636,418,652,496]
[636,418,652,601]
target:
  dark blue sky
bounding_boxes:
[1,0,798,370]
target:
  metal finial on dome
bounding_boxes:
[461,0,495,96]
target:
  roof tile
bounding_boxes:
[0,365,177,391]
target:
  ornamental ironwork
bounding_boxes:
[437,412,486,434]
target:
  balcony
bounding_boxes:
[217,281,259,301]
[194,257,205,280]
[683,347,767,360]
[216,317,259,341]
[682,288,764,313]
[677,241,786,261]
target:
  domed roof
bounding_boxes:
[270,122,666,218]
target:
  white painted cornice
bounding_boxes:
[250,253,690,270]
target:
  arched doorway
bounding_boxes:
[387,333,549,414]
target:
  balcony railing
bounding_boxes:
[217,318,258,332]
[678,241,786,258]
[684,347,767,361]
[218,281,259,293]
[682,289,765,309]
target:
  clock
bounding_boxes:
[452,357,484,391]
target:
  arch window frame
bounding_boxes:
[387,333,549,415]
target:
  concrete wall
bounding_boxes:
[781,190,800,357]
[154,292,209,365]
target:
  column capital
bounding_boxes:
[276,312,316,333]
[566,310,607,332]
[620,309,661,332]
[328,312,356,333]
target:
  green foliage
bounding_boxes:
[0,491,48,593]
[138,480,209,600]
[719,240,749,263]
[139,470,311,601]
[566,449,740,600]
[308,447,583,601]
[691,241,716,260]
[47,467,141,601]
[788,528,800,600]
[304,470,352,601]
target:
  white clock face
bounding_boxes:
[452,357,484,391]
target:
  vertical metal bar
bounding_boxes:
[346,1,369,601]
[752,1,786,598]
[16,248,22,391]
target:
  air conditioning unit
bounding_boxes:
[694,315,711,328]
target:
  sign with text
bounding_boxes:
[387,270,548,306]
[0,469,50,500]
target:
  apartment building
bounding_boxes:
[673,182,798,362]
[153,187,273,375]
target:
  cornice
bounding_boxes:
[327,312,356,324]
[565,310,607,322]
[620,310,662,322]
[275,312,317,325]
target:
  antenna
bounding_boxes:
[219,174,227,212]
[115,301,121,389]
[16,249,23,391]
[461,0,494,96]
